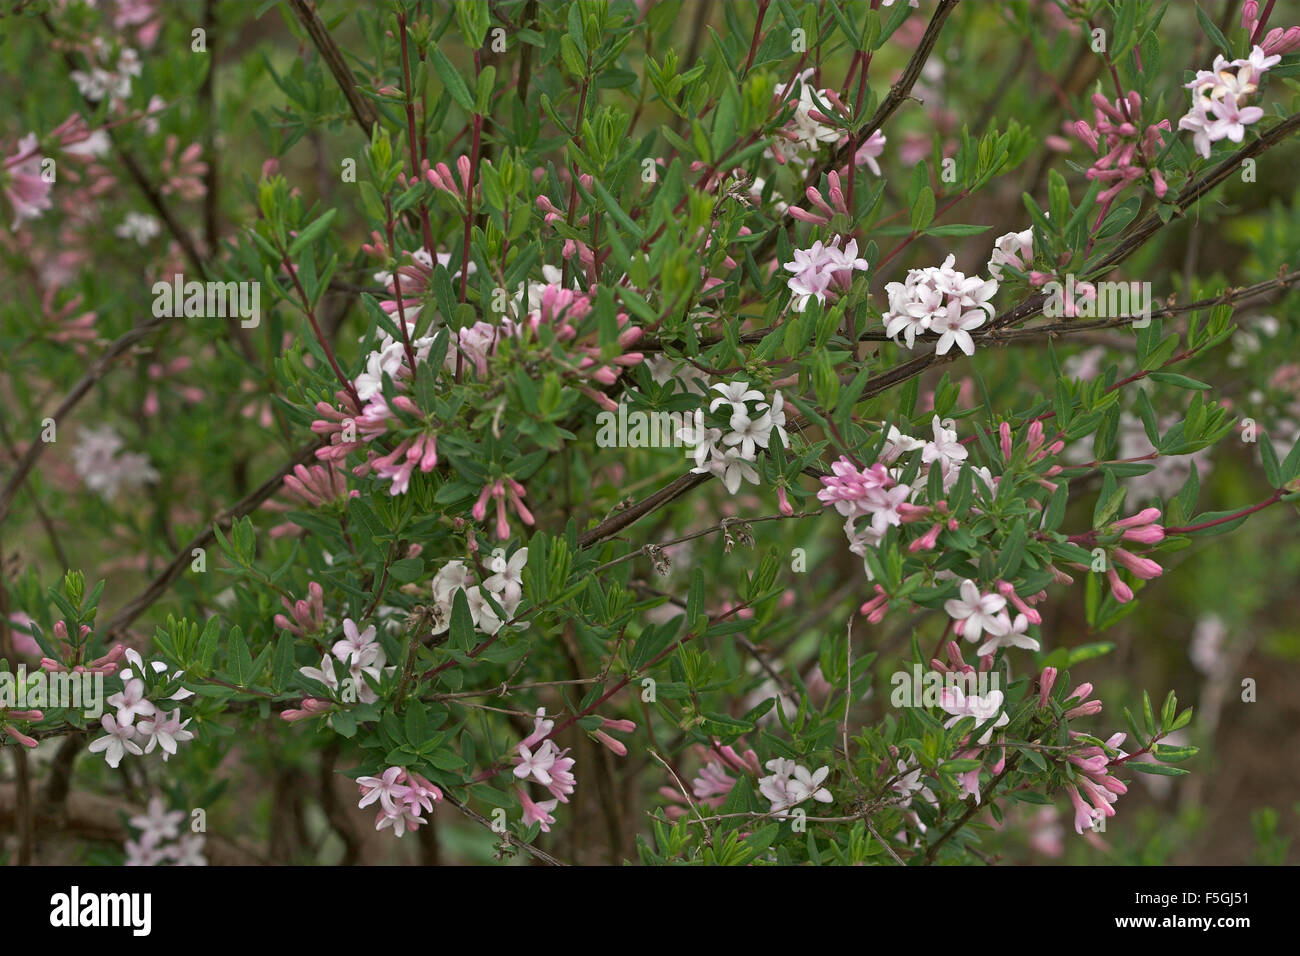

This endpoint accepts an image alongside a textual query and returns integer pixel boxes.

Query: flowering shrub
[3,0,1300,867]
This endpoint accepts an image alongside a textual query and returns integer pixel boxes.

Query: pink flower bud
[1038,667,1057,708]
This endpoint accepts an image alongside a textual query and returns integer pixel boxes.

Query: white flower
[722,405,773,460]
[891,759,936,809]
[987,228,1033,279]
[465,585,504,634]
[942,579,1008,645]
[300,655,340,692]
[938,688,1009,745]
[129,796,184,842]
[431,560,473,605]
[709,380,765,415]
[705,447,760,494]
[107,678,156,727]
[758,757,832,814]
[977,612,1040,656]
[484,547,528,614]
[124,834,166,866]
[765,391,791,448]
[882,424,924,463]
[114,212,161,245]
[678,409,724,470]
[789,86,842,150]
[921,416,968,472]
[167,833,208,866]
[136,709,194,760]
[122,648,194,701]
[930,300,986,357]
[88,713,143,768]
[72,426,159,500]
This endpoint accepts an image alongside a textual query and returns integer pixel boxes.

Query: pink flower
[518,789,559,832]
[1110,508,1165,544]
[357,766,412,816]
[1207,92,1264,143]
[3,134,53,230]
[513,740,559,786]
[852,129,887,176]
[107,678,156,727]
[943,579,1008,644]
[88,713,143,768]
[135,709,194,760]
[782,235,869,312]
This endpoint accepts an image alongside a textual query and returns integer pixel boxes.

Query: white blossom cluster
[427,547,528,637]
[124,796,207,866]
[73,426,160,501]
[883,254,998,356]
[89,650,194,769]
[678,381,790,494]
[70,42,141,108]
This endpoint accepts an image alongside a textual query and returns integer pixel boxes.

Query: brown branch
[439,790,568,866]
[286,0,380,136]
[101,441,322,640]
[577,471,711,549]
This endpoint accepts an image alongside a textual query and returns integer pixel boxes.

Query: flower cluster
[1061,692,1129,834]
[427,547,528,636]
[89,650,194,769]
[680,381,790,494]
[819,416,994,566]
[1178,46,1278,159]
[512,709,576,832]
[783,234,869,312]
[71,42,141,108]
[357,766,444,838]
[882,254,998,355]
[757,758,833,816]
[298,617,388,704]
[770,71,844,166]
[124,796,207,866]
[500,264,647,406]
[1072,91,1171,207]
[72,426,159,500]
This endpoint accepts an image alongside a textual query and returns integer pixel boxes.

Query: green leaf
[1259,432,1281,487]
[910,185,935,232]
[228,626,253,686]
[271,632,296,691]
[1148,371,1212,390]
[430,45,475,112]
[1127,761,1189,776]
[197,617,221,672]
[289,209,337,257]
[591,178,644,241]
[1194,4,1233,58]
[686,567,705,631]
[449,589,476,651]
